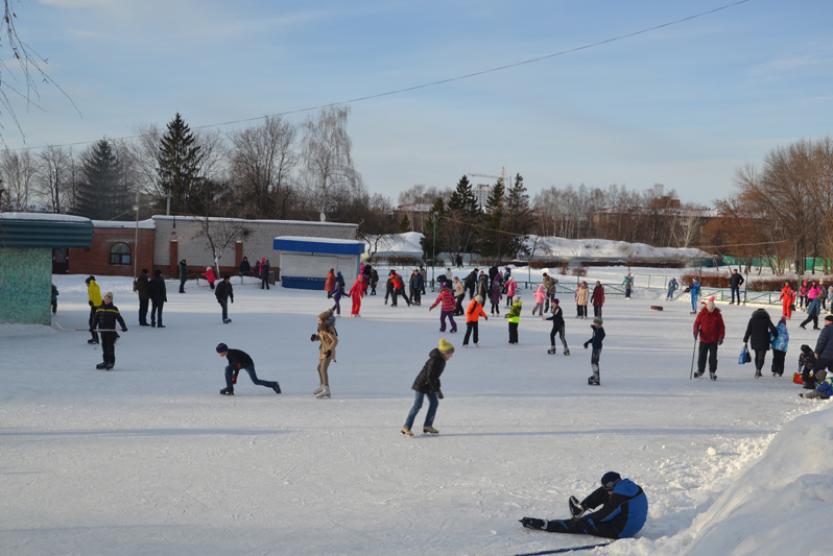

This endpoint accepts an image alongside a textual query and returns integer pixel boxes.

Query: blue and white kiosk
[273,236,365,290]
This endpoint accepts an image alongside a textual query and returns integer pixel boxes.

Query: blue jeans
[690,293,699,312]
[225,364,278,390]
[404,391,439,429]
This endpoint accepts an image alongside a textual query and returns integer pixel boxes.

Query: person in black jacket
[464,269,478,299]
[261,259,271,290]
[178,259,187,293]
[546,299,570,355]
[401,339,454,437]
[216,343,281,396]
[409,269,424,306]
[729,268,745,305]
[743,308,777,378]
[148,269,167,328]
[584,317,606,385]
[239,256,251,277]
[133,268,150,326]
[215,274,234,324]
[92,292,127,370]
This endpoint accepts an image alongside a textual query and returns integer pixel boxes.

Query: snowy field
[1,271,830,556]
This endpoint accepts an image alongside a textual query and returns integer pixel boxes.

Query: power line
[11,0,752,152]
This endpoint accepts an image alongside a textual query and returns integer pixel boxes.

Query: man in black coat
[215,274,234,324]
[743,308,777,378]
[813,315,833,374]
[178,259,188,293]
[148,269,167,328]
[133,268,150,326]
[239,256,251,277]
[261,259,271,290]
[92,291,127,370]
[216,343,280,396]
[729,268,745,305]
[401,339,454,437]
[464,269,478,299]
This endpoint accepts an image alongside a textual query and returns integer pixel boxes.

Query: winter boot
[315,385,330,399]
[223,318,232,324]
[220,386,234,396]
[400,426,414,437]
[272,383,281,394]
[547,347,557,355]
[423,426,439,434]
[96,362,107,370]
[710,372,718,381]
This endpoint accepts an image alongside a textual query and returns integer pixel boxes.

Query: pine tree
[157,113,203,214]
[505,173,532,257]
[421,197,446,260]
[482,177,506,260]
[445,175,480,257]
[448,175,479,216]
[73,139,131,219]
[398,213,411,233]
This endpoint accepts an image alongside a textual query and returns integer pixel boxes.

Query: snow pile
[92,219,155,229]
[366,231,423,259]
[0,212,90,222]
[529,236,711,262]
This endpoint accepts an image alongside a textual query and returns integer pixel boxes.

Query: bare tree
[194,217,250,276]
[0,148,36,209]
[35,145,75,213]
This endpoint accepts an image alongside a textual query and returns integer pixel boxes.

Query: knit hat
[438,338,455,354]
[215,343,228,353]
[601,471,621,489]
[103,291,113,299]
[319,309,333,321]
[593,317,603,326]
[85,275,95,284]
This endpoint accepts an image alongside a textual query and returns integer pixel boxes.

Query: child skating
[583,317,606,385]
[463,296,488,346]
[546,298,570,355]
[401,339,454,437]
[92,291,128,370]
[311,309,338,398]
[506,297,522,344]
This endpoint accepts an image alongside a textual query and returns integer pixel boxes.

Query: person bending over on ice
[92,291,127,370]
[520,471,648,540]
[799,369,832,399]
[401,339,454,437]
[216,343,281,396]
[311,310,338,399]
[583,317,605,385]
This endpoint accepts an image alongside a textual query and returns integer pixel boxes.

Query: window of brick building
[109,242,132,265]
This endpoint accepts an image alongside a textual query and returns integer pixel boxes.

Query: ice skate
[104,363,114,371]
[220,386,234,396]
[710,372,718,381]
[87,338,99,344]
[587,374,600,386]
[95,362,107,369]
[547,347,557,355]
[223,318,231,324]
[272,383,281,394]
[563,349,570,356]
[400,426,414,437]
[313,384,325,395]
[693,370,704,378]
[569,495,584,517]
[423,426,439,434]
[315,385,330,399]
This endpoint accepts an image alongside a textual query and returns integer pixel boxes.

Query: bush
[571,266,587,277]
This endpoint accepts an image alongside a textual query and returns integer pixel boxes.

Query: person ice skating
[799,279,808,309]
[148,269,167,328]
[92,292,127,370]
[463,296,488,346]
[178,259,188,293]
[51,284,59,315]
[429,281,458,333]
[348,274,364,317]
[216,343,281,396]
[488,278,502,315]
[520,472,647,540]
[799,369,832,399]
[743,308,778,378]
[324,268,335,298]
[542,273,557,313]
[505,277,517,308]
[453,276,466,316]
[693,296,725,380]
[592,281,605,318]
[666,277,678,301]
[532,284,546,317]
[239,256,251,277]
[311,310,338,399]
[688,278,701,314]
[331,271,345,315]
[800,285,822,330]
[622,273,634,299]
[771,316,789,377]
[260,258,271,290]
[203,266,216,290]
[419,266,428,295]
[362,263,372,295]
[86,275,102,344]
[729,268,745,304]
[409,269,423,306]
[575,281,589,319]
[780,281,795,319]
[583,317,606,385]
[464,268,478,299]
[215,274,234,324]
[547,299,570,355]
[477,271,489,301]
[133,268,150,326]
[401,339,454,437]
[506,297,522,344]
[370,267,379,295]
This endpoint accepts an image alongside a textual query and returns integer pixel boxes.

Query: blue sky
[6,0,833,204]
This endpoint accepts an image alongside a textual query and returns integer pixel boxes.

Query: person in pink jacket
[505,278,518,307]
[429,283,458,333]
[532,284,546,317]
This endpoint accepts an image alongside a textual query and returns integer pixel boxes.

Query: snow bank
[366,231,423,258]
[0,212,90,222]
[92,219,155,229]
[529,236,711,261]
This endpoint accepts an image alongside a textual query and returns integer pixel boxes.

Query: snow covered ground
[1,271,829,555]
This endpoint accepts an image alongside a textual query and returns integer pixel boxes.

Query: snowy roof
[152,215,357,228]
[274,236,364,245]
[91,219,156,229]
[528,236,711,260]
[0,212,90,223]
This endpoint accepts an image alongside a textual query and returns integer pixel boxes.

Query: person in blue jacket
[520,471,648,539]
[770,316,789,376]
[689,278,701,314]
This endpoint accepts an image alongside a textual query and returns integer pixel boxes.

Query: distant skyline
[5,0,833,205]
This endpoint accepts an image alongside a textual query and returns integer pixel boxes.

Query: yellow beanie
[438,338,455,353]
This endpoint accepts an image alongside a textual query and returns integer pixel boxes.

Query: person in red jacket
[348,275,365,317]
[463,296,488,346]
[591,281,605,318]
[780,282,795,319]
[324,269,335,298]
[430,282,458,333]
[693,296,725,380]
[390,271,411,307]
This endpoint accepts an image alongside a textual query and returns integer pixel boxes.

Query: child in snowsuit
[506,297,522,344]
[521,471,648,540]
[401,339,454,437]
[311,310,338,399]
[463,296,488,346]
[584,317,606,385]
[348,275,364,317]
[771,316,788,376]
[429,283,457,333]
[92,291,128,370]
[546,298,570,355]
[532,284,546,316]
[216,343,280,396]
[799,344,817,389]
[799,369,832,399]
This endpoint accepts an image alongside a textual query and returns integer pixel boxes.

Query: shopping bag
[738,344,752,365]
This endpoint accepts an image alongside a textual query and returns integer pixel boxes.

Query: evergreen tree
[505,173,532,257]
[448,175,479,216]
[73,139,131,219]
[421,197,446,260]
[398,213,411,233]
[483,177,506,260]
[157,113,203,214]
[445,175,480,257]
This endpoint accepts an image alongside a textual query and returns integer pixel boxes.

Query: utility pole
[133,189,140,278]
[431,214,437,290]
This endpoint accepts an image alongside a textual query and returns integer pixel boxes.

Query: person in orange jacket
[463,296,488,346]
[324,268,335,298]
[348,275,365,317]
[780,281,795,319]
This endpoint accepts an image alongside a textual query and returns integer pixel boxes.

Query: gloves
[231,298,234,304]
[583,341,589,349]
[310,334,319,342]
[520,517,546,530]
[437,390,444,399]
[718,338,724,345]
